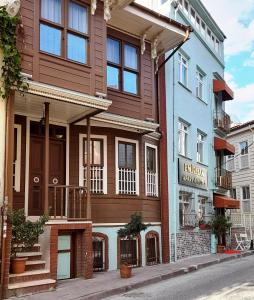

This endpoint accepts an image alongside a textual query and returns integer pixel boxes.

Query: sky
[201,0,254,124]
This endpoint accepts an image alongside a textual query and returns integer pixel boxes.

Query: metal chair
[240,233,251,250]
[235,233,244,250]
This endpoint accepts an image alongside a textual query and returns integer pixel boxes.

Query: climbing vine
[0,7,28,100]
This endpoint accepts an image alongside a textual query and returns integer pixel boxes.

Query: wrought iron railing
[84,166,104,193]
[118,168,137,195]
[146,171,158,197]
[215,168,232,190]
[214,110,231,133]
[179,213,198,228]
[48,185,87,221]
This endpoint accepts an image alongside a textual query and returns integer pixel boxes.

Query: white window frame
[13,124,21,192]
[145,143,158,197]
[196,69,205,100]
[115,137,139,195]
[190,6,195,24]
[178,52,188,87]
[197,131,205,163]
[198,195,207,220]
[178,121,189,157]
[79,134,107,194]
[239,141,249,169]
[226,155,235,172]
[241,185,251,213]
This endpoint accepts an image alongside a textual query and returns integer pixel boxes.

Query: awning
[109,3,191,56]
[214,194,240,209]
[213,79,234,101]
[214,137,235,155]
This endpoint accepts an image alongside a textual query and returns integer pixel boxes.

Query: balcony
[48,185,88,221]
[214,110,231,133]
[215,169,232,190]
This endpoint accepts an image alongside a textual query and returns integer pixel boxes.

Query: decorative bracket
[141,33,147,55]
[104,0,111,22]
[151,38,158,60]
[91,0,97,15]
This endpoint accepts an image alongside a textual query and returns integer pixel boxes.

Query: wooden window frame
[39,0,90,65]
[84,138,104,167]
[115,137,139,195]
[118,141,136,170]
[107,36,140,96]
[145,143,158,197]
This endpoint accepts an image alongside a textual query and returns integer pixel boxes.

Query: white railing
[240,154,249,169]
[118,168,137,195]
[146,171,158,197]
[84,166,104,194]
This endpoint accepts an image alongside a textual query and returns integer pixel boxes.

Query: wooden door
[146,237,157,265]
[93,240,104,271]
[29,137,44,216]
[49,139,66,216]
[29,137,65,216]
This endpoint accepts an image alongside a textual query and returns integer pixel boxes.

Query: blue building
[157,0,236,260]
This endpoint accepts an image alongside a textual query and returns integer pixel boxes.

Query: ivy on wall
[0,7,28,100]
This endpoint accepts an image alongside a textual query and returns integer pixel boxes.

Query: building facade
[150,0,237,260]
[0,0,190,297]
[227,121,254,238]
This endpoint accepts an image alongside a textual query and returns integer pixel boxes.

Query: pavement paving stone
[10,250,254,300]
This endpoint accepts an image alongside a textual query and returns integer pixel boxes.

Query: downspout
[156,28,191,264]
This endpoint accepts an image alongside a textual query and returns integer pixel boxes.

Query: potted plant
[117,213,148,279]
[198,218,206,230]
[8,209,48,274]
[210,214,232,253]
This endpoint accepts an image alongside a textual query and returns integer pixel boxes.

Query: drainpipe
[156,28,191,264]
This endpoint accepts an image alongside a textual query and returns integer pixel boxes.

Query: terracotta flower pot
[120,263,132,278]
[199,224,206,230]
[217,245,225,254]
[11,257,27,274]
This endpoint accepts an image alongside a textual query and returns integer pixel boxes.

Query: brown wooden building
[1,0,189,297]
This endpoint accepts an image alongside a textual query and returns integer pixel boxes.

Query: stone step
[25,260,46,271]
[9,269,50,284]
[7,279,56,298]
[16,252,42,261]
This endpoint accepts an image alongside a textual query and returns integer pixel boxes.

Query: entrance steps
[7,244,56,297]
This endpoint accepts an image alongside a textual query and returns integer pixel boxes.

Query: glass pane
[58,235,71,250]
[93,141,101,165]
[69,1,87,33]
[118,143,126,168]
[107,38,120,64]
[67,33,87,64]
[123,71,137,94]
[107,66,119,89]
[126,144,135,169]
[40,24,61,56]
[147,147,155,172]
[124,44,138,69]
[57,252,70,279]
[41,0,61,24]
[83,140,92,165]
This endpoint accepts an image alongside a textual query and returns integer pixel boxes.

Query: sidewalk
[14,251,254,300]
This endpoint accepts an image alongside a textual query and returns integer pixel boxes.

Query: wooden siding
[13,115,27,210]
[19,0,157,122]
[69,125,160,223]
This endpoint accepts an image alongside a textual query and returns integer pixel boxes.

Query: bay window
[107,37,139,95]
[116,138,139,195]
[40,0,89,64]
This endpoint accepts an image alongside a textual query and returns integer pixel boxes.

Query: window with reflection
[107,37,139,95]
[40,0,88,64]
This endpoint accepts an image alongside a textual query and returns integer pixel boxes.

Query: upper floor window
[178,53,188,87]
[231,188,237,199]
[145,144,158,197]
[242,186,250,212]
[40,0,88,64]
[226,155,235,172]
[239,141,249,169]
[13,125,21,192]
[197,131,205,163]
[178,121,188,157]
[196,69,205,100]
[116,138,139,195]
[107,37,139,95]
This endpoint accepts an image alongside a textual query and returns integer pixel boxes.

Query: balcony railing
[48,185,87,221]
[146,171,158,197]
[214,110,231,133]
[179,213,197,228]
[118,168,137,195]
[215,168,232,190]
[84,166,104,194]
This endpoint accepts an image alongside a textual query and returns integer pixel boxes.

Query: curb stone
[74,251,254,300]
